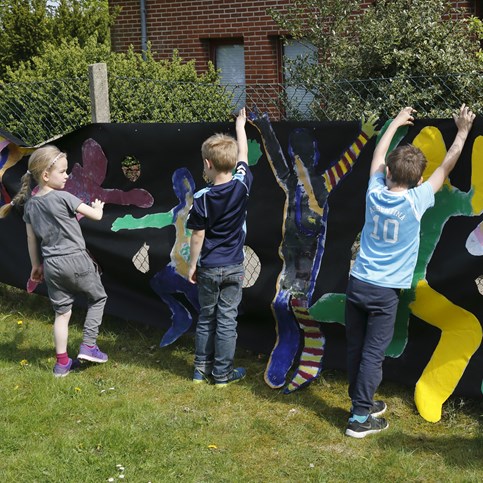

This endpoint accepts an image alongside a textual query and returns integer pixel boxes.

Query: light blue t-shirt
[351,172,434,289]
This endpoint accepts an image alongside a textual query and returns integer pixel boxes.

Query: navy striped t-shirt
[186,161,253,268]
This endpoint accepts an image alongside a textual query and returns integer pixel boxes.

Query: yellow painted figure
[310,123,482,422]
[410,128,483,422]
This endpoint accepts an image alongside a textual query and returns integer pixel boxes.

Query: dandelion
[17,320,23,326]
[75,387,81,393]
[208,444,218,449]
[20,359,28,366]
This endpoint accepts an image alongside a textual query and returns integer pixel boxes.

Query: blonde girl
[0,145,108,377]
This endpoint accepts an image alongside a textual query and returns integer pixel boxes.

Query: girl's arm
[26,223,43,282]
[76,199,105,221]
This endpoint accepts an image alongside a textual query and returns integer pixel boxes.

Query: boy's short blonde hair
[201,133,238,172]
[386,144,427,188]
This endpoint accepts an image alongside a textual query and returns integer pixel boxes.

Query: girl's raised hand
[91,199,105,210]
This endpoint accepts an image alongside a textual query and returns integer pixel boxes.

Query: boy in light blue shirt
[345,104,475,438]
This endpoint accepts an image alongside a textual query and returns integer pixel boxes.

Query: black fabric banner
[1,119,482,419]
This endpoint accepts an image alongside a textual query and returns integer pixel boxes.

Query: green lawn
[0,283,481,482]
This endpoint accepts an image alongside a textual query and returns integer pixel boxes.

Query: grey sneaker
[345,415,389,438]
[215,367,246,388]
[77,344,108,363]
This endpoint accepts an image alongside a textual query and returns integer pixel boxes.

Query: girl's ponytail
[0,171,33,218]
[0,145,63,219]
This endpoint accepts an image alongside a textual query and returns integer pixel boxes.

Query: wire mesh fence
[1,72,482,146]
[0,77,91,145]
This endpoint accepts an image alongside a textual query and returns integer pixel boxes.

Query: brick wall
[109,0,290,85]
[109,0,478,75]
[108,0,479,117]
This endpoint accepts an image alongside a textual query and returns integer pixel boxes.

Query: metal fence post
[88,63,110,123]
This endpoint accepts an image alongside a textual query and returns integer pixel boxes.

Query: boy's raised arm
[236,108,248,163]
[370,107,416,177]
[427,104,475,193]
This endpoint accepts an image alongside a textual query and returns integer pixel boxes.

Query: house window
[474,0,482,17]
[212,41,246,111]
[283,39,317,119]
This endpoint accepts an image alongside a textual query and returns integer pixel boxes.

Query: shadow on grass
[2,283,481,442]
[0,341,53,363]
[377,432,483,468]
[91,313,197,379]
[228,349,351,432]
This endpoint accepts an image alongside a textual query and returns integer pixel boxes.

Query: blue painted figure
[112,167,200,346]
[249,110,378,392]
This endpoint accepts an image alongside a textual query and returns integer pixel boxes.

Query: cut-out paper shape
[249,110,378,392]
[132,243,150,273]
[121,155,141,182]
[243,245,261,288]
[65,139,154,215]
[475,276,483,296]
[466,221,483,256]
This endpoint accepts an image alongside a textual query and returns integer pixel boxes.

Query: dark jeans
[194,263,244,382]
[345,276,400,416]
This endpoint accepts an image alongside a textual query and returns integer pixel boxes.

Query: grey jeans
[44,251,107,345]
[194,263,244,382]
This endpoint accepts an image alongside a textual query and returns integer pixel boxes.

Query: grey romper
[23,190,107,345]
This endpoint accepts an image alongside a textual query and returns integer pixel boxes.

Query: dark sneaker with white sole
[350,400,387,418]
[369,400,387,418]
[345,415,389,438]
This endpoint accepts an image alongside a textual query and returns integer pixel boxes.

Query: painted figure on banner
[310,122,483,422]
[65,138,154,216]
[110,138,263,347]
[0,133,35,206]
[112,167,200,347]
[249,110,378,393]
